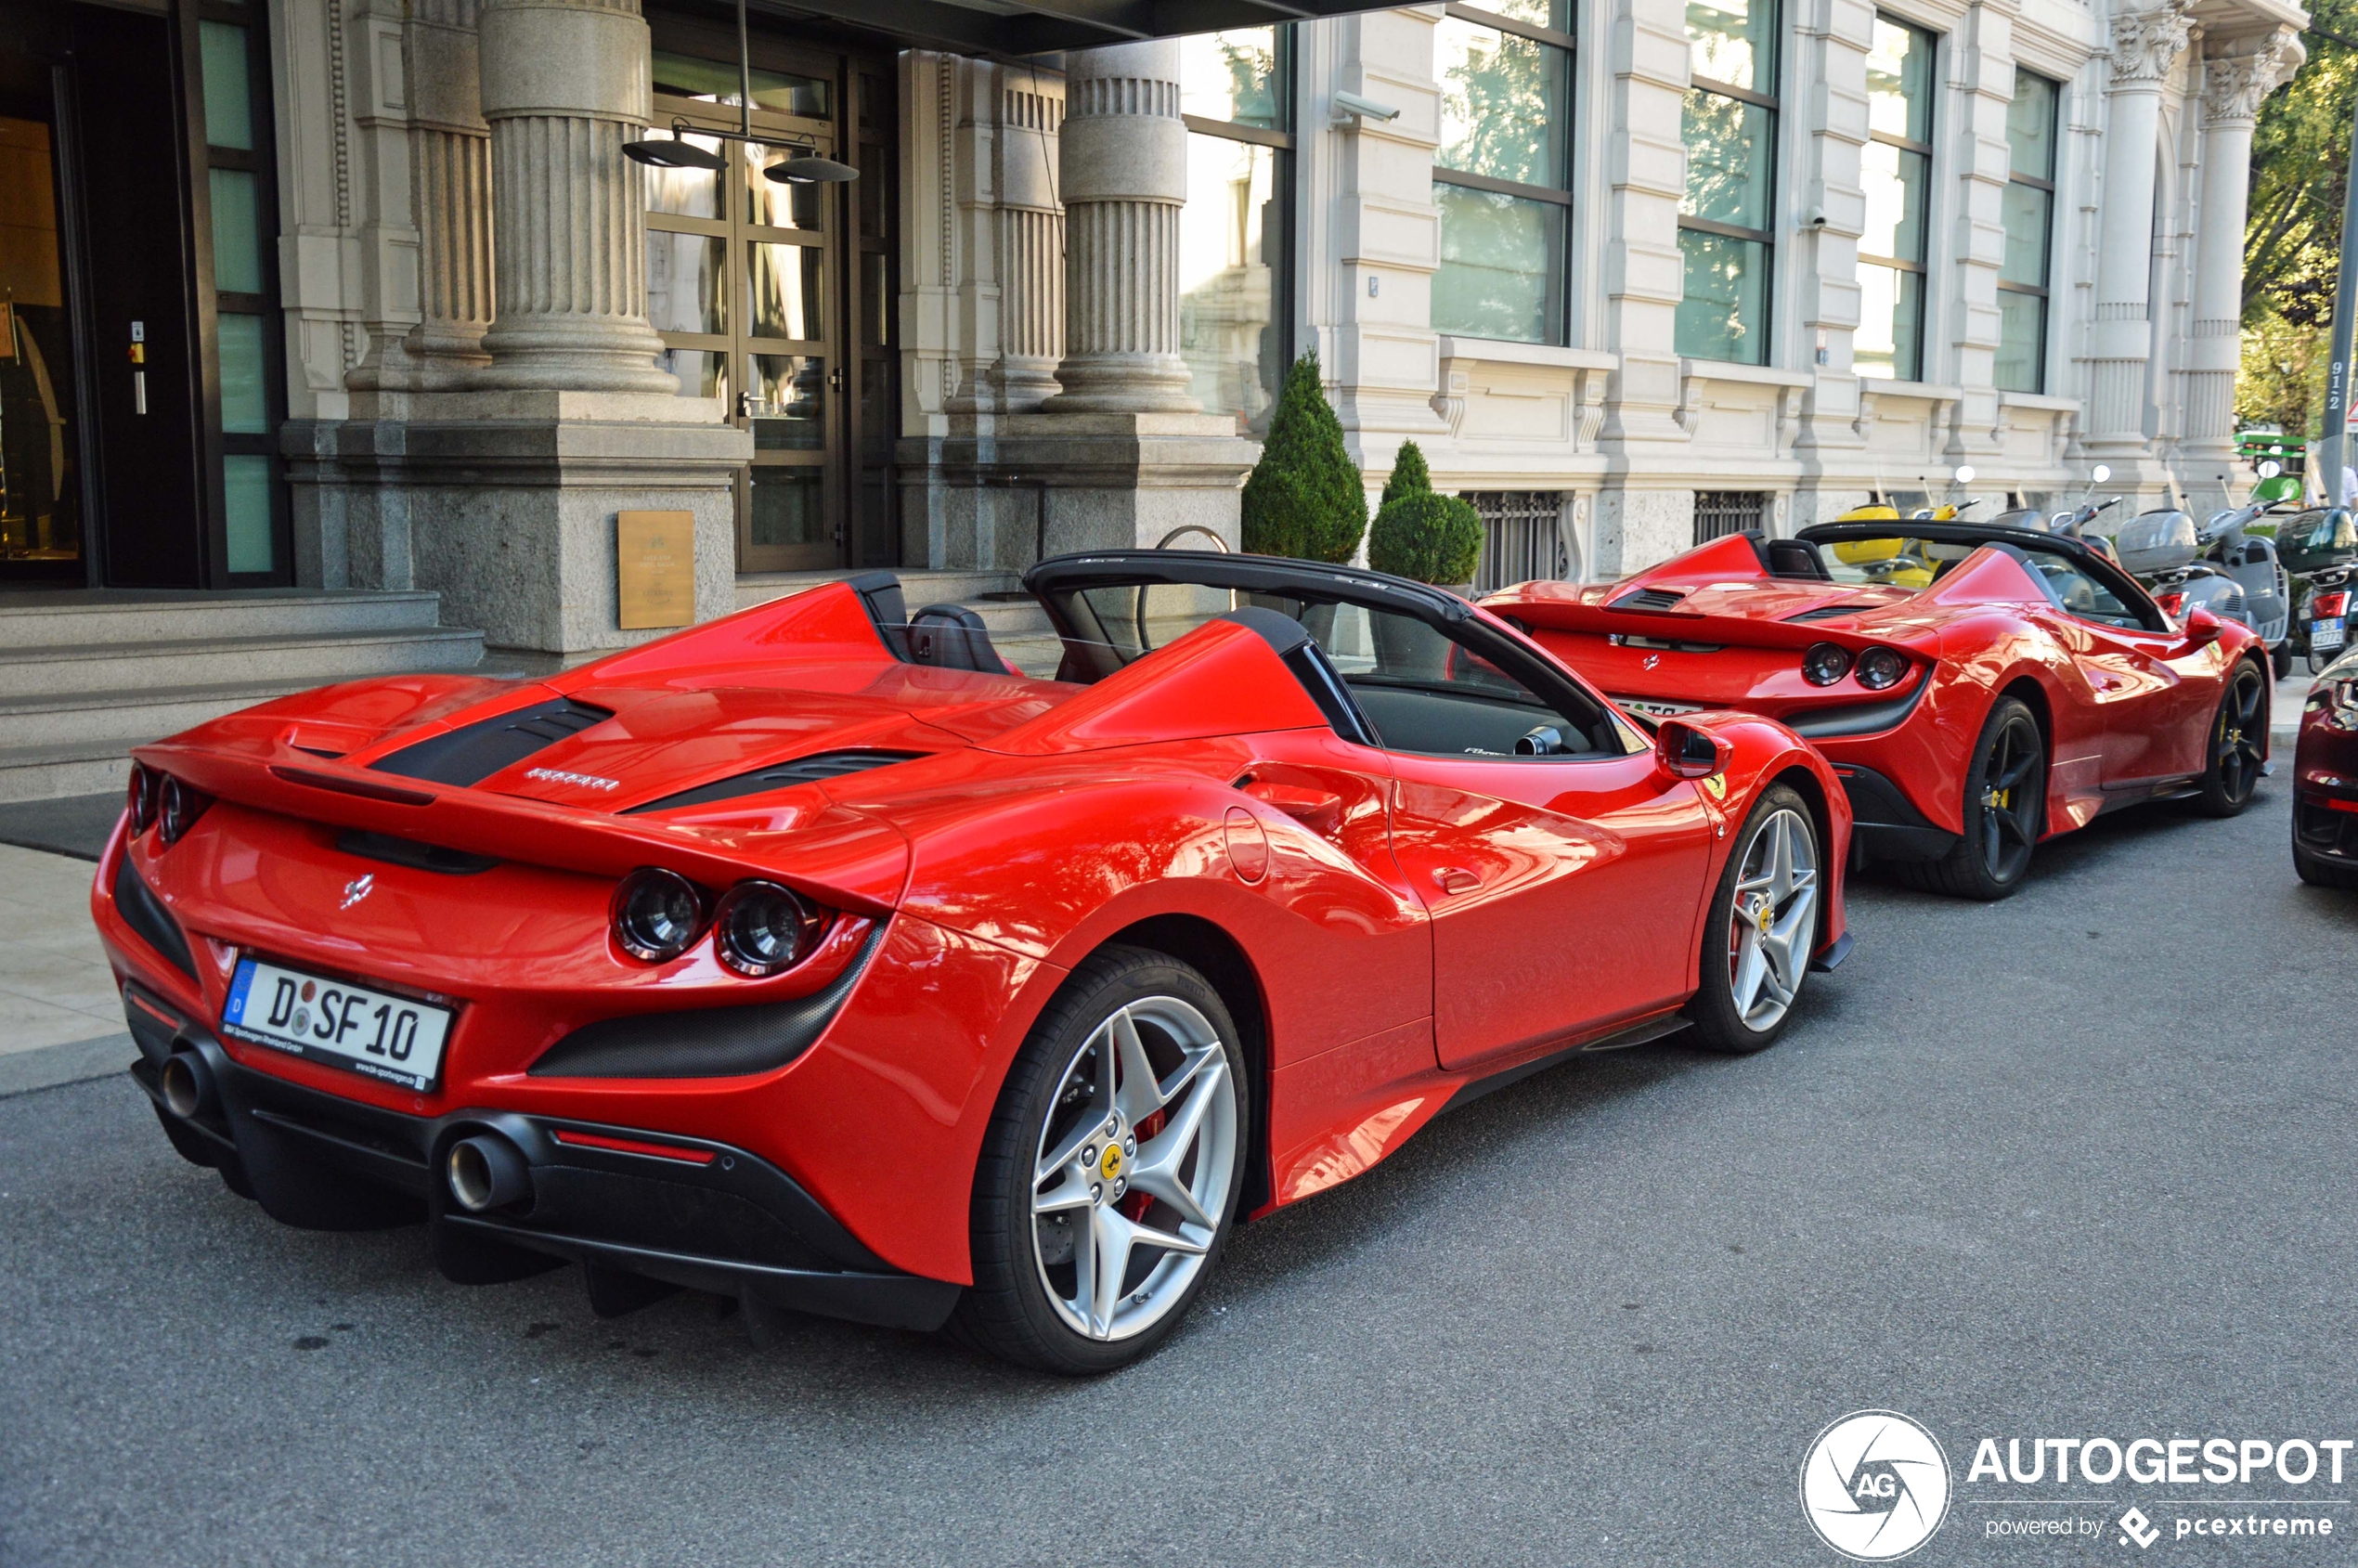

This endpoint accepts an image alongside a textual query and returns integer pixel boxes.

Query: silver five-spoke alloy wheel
[1726,807,1818,1033]
[1030,996,1237,1342]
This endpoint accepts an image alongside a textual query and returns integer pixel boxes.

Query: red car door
[2015,547,2217,784]
[1380,745,1716,1072]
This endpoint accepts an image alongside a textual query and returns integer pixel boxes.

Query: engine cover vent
[370,698,615,786]
[623,749,927,815]
[1613,587,1687,611]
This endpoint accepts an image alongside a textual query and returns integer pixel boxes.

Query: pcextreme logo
[1800,1410,1954,1562]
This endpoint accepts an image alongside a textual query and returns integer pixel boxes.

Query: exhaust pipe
[445,1133,531,1213]
[160,1049,217,1120]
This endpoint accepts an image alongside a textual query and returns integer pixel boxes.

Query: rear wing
[1492,585,1902,654]
[131,725,909,917]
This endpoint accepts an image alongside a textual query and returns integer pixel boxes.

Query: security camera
[1331,90,1401,123]
[1803,205,1828,227]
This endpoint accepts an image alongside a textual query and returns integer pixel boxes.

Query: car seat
[905,604,1011,673]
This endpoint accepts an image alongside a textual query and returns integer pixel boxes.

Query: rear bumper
[1830,762,1958,862]
[123,987,960,1332]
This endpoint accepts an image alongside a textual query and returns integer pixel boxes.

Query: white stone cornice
[2201,29,2305,124]
[2108,0,2199,84]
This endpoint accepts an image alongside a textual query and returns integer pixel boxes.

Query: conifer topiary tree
[1241,352,1367,564]
[1367,439,1483,587]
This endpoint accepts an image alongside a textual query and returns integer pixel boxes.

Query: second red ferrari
[1487,520,2272,899]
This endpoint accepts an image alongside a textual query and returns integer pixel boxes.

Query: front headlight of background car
[1855,647,1911,691]
[613,867,708,963]
[1802,642,1853,686]
[714,880,823,977]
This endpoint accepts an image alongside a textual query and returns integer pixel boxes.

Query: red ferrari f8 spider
[96,551,1850,1371]
[1486,520,2272,900]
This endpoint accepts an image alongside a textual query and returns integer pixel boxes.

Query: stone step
[733,568,1021,613]
[0,627,486,701]
[0,590,446,650]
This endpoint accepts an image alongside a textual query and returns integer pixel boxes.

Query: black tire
[2273,641,2294,680]
[2191,659,2267,818]
[949,945,1248,1374]
[1684,784,1820,1055]
[1892,696,2045,901]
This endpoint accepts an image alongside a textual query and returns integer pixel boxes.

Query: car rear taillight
[2156,590,2186,617]
[2315,590,2351,618]
[158,776,212,846]
[126,765,160,836]
[612,867,708,963]
[1801,642,1852,686]
[714,880,826,977]
[1855,647,1910,691]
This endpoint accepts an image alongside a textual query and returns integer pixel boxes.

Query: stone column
[2182,32,2302,476]
[400,0,497,383]
[473,0,674,392]
[1042,42,1197,413]
[2082,0,2195,468]
[992,71,1066,409]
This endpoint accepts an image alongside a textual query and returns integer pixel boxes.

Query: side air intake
[370,698,615,786]
[623,750,926,815]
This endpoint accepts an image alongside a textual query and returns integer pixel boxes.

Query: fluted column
[1043,42,1197,413]
[994,74,1066,408]
[2183,32,2303,471]
[2084,0,2196,459]
[403,0,496,383]
[474,0,673,392]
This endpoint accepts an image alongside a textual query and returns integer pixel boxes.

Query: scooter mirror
[1953,465,1976,485]
[2259,460,2283,480]
[2091,464,2112,485]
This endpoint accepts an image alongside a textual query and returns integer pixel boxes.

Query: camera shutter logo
[1799,1410,1951,1561]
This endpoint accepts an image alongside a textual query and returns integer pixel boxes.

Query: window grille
[1464,491,1569,591]
[1693,490,1766,544]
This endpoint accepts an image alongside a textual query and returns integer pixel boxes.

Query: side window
[2023,550,2140,628]
[1324,604,1616,758]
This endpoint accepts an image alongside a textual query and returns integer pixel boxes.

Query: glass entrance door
[644,42,888,576]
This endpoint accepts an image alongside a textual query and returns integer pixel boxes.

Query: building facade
[0,0,2310,653]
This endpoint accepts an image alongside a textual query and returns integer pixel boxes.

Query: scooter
[2079,464,2295,675]
[2278,503,2358,673]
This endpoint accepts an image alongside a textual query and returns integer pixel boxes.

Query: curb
[0,1033,133,1098]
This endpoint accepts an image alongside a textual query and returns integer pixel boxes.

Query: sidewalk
[0,843,131,1096]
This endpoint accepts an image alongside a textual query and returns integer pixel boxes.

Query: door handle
[1433,866,1482,896]
[1239,777,1342,836]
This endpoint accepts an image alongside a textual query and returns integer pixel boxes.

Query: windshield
[1813,531,2149,629]
[2278,510,2358,575]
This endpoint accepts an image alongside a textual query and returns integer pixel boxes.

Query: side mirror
[2183,605,2222,644]
[1656,719,1731,780]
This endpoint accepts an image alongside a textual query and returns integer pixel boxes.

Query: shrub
[1380,439,1432,509]
[1368,441,1482,585]
[1242,352,1367,564]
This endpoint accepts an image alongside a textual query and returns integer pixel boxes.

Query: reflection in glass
[209,169,263,292]
[2007,71,2057,180]
[1855,265,1922,382]
[645,233,726,334]
[200,22,253,149]
[1859,139,1925,262]
[1178,29,1281,127]
[1181,136,1280,431]
[2000,181,2050,286]
[1437,19,1569,188]
[1478,0,1573,31]
[657,347,728,403]
[1433,183,1561,344]
[1865,19,1932,143]
[1675,227,1768,365]
[1679,90,1771,228]
[749,468,827,549]
[747,354,824,448]
[223,455,274,573]
[744,143,825,230]
[641,131,722,218]
[858,140,888,238]
[1686,0,1774,90]
[651,51,829,116]
[862,252,888,348]
[748,242,823,340]
[1995,290,2044,394]
[217,313,268,433]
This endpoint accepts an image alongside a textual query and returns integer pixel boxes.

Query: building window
[196,3,287,581]
[1859,16,1934,382]
[1996,69,2057,394]
[1464,491,1570,591]
[1431,0,1574,345]
[1694,489,1766,542]
[1678,0,1778,365]
[1181,29,1293,435]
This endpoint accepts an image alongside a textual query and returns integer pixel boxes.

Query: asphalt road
[4,784,2355,1568]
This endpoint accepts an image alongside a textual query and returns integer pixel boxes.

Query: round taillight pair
[1801,642,1908,691]
[612,868,821,976]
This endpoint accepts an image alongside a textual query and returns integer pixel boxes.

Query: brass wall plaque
[615,511,694,630]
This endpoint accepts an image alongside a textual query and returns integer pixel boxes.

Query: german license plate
[2315,616,2346,652]
[222,957,453,1092]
